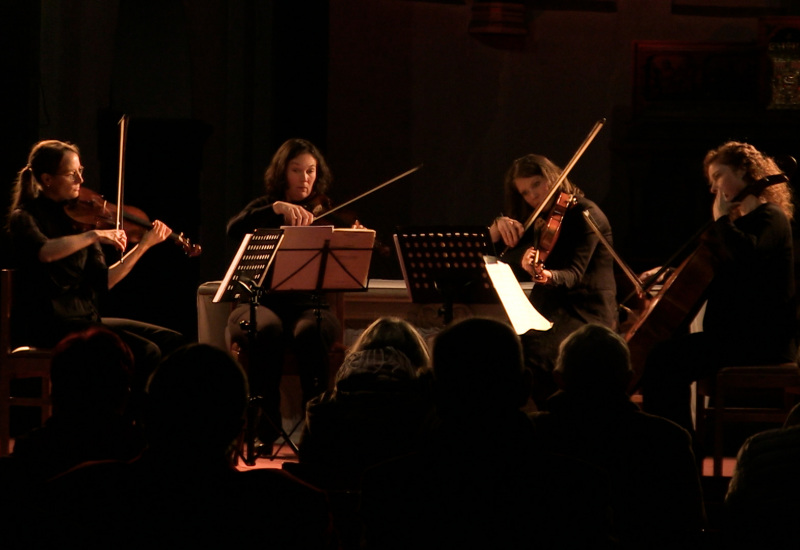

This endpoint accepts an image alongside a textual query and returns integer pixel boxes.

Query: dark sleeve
[8,208,48,264]
[548,201,606,289]
[710,204,790,264]
[226,196,284,242]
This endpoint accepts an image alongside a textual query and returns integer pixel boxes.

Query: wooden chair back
[695,363,800,476]
[0,269,53,456]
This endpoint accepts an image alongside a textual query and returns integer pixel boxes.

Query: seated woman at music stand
[226,138,363,455]
[488,153,618,410]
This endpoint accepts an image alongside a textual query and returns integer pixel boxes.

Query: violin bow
[116,114,129,261]
[582,209,645,298]
[313,164,423,223]
[500,118,606,257]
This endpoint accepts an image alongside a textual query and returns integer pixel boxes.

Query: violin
[530,191,576,281]
[64,186,202,257]
[500,118,605,259]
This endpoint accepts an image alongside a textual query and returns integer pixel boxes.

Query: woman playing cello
[489,153,617,409]
[640,141,797,437]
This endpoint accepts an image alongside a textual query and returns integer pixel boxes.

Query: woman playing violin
[226,137,358,454]
[489,153,617,409]
[641,141,796,437]
[6,140,186,395]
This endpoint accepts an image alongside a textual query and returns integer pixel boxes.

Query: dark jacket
[531,390,706,549]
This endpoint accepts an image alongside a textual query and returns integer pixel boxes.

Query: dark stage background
[2,0,800,339]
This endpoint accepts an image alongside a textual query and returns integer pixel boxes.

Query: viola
[64,186,202,257]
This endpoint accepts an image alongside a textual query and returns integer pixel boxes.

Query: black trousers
[226,303,340,442]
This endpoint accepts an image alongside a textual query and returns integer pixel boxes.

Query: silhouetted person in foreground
[1,327,145,548]
[724,401,800,549]
[360,317,614,550]
[530,323,706,549]
[297,316,435,490]
[29,343,333,549]
[294,317,436,549]
[8,326,145,483]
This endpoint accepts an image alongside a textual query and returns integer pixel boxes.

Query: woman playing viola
[226,138,358,455]
[641,141,796,438]
[6,140,186,396]
[489,153,617,409]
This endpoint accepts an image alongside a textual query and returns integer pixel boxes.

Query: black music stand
[393,226,498,325]
[213,228,284,304]
[222,226,375,464]
[214,229,289,465]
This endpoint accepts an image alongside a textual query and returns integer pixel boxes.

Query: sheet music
[483,256,553,334]
[271,225,376,291]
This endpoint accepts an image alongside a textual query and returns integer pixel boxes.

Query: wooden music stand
[270,225,375,293]
[217,226,375,464]
[214,229,287,465]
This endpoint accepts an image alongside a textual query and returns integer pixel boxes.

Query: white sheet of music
[483,256,553,335]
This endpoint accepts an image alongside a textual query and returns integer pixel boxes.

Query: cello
[593,171,792,390]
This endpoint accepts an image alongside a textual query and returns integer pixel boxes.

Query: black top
[226,194,330,311]
[8,196,108,345]
[503,195,618,328]
[703,202,796,362]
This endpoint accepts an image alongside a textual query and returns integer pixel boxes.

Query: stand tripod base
[239,396,300,466]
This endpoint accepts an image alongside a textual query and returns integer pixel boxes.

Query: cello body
[625,229,720,390]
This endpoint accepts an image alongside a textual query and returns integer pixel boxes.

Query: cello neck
[730,174,788,203]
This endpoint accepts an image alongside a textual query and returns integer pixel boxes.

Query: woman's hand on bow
[273,201,315,226]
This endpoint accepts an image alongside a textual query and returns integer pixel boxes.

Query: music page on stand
[484,256,553,335]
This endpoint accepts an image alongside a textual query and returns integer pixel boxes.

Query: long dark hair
[502,153,583,222]
[263,138,332,209]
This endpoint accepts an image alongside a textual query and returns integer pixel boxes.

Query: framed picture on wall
[671,0,794,16]
[529,0,616,11]
[632,41,760,112]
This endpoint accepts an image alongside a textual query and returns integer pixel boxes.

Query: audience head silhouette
[144,343,248,458]
[431,317,528,414]
[555,323,632,395]
[333,317,430,394]
[49,326,134,417]
[349,316,430,368]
